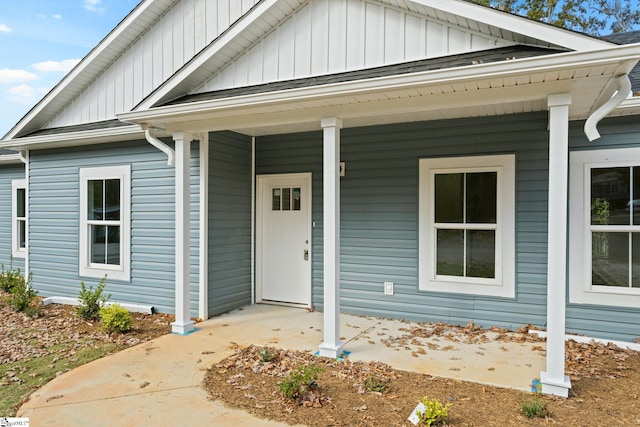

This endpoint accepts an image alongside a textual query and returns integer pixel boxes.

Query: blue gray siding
[0,163,25,273]
[567,116,640,341]
[257,112,551,330]
[29,140,200,314]
[208,131,252,316]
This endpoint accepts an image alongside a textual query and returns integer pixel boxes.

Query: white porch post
[318,117,344,358]
[172,132,195,335]
[541,94,572,397]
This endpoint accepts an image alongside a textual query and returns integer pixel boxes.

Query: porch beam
[172,132,195,335]
[541,93,572,397]
[318,117,344,358]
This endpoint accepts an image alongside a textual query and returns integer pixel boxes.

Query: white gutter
[144,128,175,166]
[0,125,143,150]
[119,44,640,125]
[584,74,633,141]
[0,153,23,165]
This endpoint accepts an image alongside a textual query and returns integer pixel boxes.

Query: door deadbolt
[304,249,309,261]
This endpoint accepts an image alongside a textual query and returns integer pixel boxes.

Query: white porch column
[318,117,344,358]
[172,132,195,335]
[541,94,572,397]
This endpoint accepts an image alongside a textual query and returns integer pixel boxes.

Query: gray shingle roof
[21,119,131,138]
[163,45,567,106]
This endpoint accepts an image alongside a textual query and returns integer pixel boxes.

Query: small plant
[417,397,451,426]
[0,257,25,293]
[259,346,275,362]
[77,275,111,320]
[278,364,323,399]
[365,376,388,393]
[100,303,133,333]
[10,273,40,316]
[521,394,548,419]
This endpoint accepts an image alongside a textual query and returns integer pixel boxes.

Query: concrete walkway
[18,305,545,426]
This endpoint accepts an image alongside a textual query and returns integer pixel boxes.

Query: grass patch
[0,340,119,416]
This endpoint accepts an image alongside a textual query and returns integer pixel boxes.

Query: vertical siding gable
[197,0,518,94]
[46,0,260,129]
[257,112,551,331]
[0,164,26,272]
[208,131,252,316]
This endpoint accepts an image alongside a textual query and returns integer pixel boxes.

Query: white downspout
[584,74,632,141]
[251,136,256,305]
[144,128,175,166]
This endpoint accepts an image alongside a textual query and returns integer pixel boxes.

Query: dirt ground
[0,295,172,367]
[204,338,640,426]
[3,294,640,426]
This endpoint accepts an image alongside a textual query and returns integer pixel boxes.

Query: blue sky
[0,0,138,137]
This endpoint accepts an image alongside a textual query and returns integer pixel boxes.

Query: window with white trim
[79,166,131,281]
[570,148,640,307]
[12,179,26,258]
[419,155,515,297]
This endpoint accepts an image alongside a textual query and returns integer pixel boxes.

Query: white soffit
[118,44,640,136]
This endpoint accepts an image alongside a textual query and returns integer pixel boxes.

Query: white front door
[257,173,312,305]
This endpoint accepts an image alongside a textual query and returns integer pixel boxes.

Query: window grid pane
[18,219,26,249]
[434,172,498,279]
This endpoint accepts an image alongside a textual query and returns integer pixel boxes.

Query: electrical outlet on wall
[384,282,394,295]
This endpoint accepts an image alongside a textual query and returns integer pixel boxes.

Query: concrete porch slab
[19,304,545,426]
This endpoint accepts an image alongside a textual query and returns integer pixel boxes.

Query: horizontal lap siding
[567,116,640,342]
[257,112,550,330]
[208,131,252,316]
[29,140,199,314]
[0,164,25,272]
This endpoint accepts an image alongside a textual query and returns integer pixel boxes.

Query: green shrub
[100,303,133,333]
[521,394,548,418]
[418,397,451,426]
[259,346,275,362]
[0,258,25,293]
[10,273,40,316]
[77,275,110,320]
[278,364,323,399]
[365,376,388,393]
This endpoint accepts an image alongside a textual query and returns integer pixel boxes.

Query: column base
[171,320,195,335]
[540,371,571,398]
[318,341,344,359]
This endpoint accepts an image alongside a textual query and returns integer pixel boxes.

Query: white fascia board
[3,0,167,141]
[119,44,640,125]
[0,154,23,165]
[137,0,291,110]
[0,125,144,151]
[408,0,613,51]
[615,96,640,114]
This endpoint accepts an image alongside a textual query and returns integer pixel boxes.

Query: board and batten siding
[207,131,253,316]
[256,112,551,331]
[46,0,260,129]
[198,0,518,93]
[0,163,25,272]
[28,140,200,315]
[566,116,640,342]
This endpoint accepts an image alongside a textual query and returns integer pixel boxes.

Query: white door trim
[256,172,312,307]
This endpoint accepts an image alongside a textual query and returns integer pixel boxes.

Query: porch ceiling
[119,44,640,137]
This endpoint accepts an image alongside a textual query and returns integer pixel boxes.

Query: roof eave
[408,0,614,51]
[119,44,640,127]
[0,125,144,151]
[0,154,24,165]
